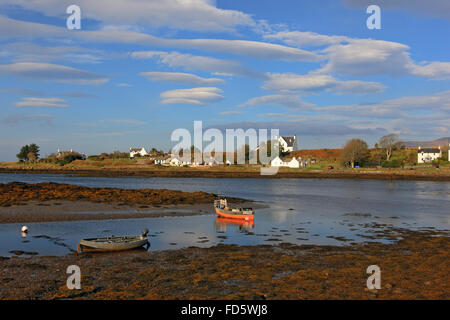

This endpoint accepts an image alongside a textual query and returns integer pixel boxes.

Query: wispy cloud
[132,51,263,78]
[240,94,315,111]
[0,62,109,85]
[220,110,242,115]
[139,72,225,85]
[160,87,224,105]
[6,0,256,32]
[1,114,54,126]
[263,72,386,94]
[13,97,68,108]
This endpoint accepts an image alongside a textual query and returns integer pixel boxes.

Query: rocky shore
[0,228,448,300]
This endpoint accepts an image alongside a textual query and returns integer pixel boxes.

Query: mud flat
[0,182,251,223]
[0,227,448,300]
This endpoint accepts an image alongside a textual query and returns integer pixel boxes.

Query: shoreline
[0,228,448,299]
[1,167,450,181]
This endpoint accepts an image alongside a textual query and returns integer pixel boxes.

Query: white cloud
[2,0,255,32]
[0,62,109,84]
[139,72,225,85]
[220,110,242,115]
[13,97,68,108]
[264,30,351,48]
[0,42,103,64]
[132,51,262,78]
[321,39,450,79]
[160,87,224,105]
[263,73,386,94]
[321,90,450,118]
[240,94,315,111]
[0,16,321,62]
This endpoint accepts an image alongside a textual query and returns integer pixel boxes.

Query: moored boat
[77,229,149,253]
[214,198,254,221]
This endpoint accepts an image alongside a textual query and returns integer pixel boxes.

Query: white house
[169,157,182,166]
[154,155,170,165]
[278,135,297,153]
[417,146,442,164]
[270,156,300,168]
[129,147,149,158]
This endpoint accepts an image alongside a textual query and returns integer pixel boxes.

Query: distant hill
[403,137,450,148]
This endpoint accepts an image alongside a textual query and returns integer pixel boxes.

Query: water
[1,173,449,256]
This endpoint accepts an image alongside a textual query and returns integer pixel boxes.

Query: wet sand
[0,227,448,300]
[0,201,259,224]
[0,182,253,223]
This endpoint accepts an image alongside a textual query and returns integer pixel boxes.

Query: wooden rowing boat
[77,230,149,253]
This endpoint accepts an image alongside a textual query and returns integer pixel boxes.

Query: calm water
[1,173,449,256]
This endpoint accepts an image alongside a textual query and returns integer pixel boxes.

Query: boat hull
[215,207,254,221]
[78,236,149,253]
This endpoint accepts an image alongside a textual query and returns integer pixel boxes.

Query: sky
[0,0,449,160]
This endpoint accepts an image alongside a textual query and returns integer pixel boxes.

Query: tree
[27,152,37,163]
[28,144,40,159]
[16,145,30,162]
[340,139,369,168]
[379,134,400,161]
[16,144,39,162]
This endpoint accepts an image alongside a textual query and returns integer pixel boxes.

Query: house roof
[418,148,440,153]
[281,136,296,147]
[130,148,144,152]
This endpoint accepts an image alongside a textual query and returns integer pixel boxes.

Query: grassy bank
[1,161,450,181]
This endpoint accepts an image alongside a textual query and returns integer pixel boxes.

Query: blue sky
[0,0,449,160]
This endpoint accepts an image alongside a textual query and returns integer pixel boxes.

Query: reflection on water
[214,217,254,231]
[0,173,449,256]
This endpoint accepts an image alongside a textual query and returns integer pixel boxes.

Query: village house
[270,156,300,168]
[278,135,298,153]
[56,148,84,160]
[154,155,171,165]
[129,147,149,158]
[417,146,442,164]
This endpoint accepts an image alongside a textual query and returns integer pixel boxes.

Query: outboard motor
[141,228,149,239]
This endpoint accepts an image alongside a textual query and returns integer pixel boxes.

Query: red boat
[214,199,254,221]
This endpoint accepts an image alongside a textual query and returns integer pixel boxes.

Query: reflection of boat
[215,216,254,231]
[77,230,149,253]
[214,198,254,221]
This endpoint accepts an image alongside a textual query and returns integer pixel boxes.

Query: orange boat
[214,198,254,221]
[215,217,254,230]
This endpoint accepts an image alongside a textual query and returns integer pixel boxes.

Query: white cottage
[278,135,297,153]
[169,157,182,166]
[270,156,300,168]
[129,147,149,158]
[417,146,442,164]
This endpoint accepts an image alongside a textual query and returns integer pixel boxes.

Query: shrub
[381,159,401,168]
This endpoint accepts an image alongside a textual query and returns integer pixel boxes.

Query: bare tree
[340,139,369,168]
[379,134,400,161]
